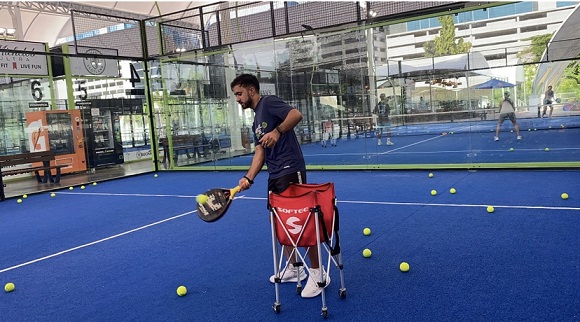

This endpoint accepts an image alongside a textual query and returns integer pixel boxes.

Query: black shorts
[268,171,307,194]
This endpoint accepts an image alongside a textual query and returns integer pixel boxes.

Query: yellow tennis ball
[4,282,15,292]
[363,228,371,236]
[51,193,56,198]
[176,286,187,296]
[487,206,495,213]
[154,174,158,178]
[17,199,22,204]
[400,262,410,272]
[22,194,28,199]
[93,182,97,186]
[509,148,514,151]
[545,148,550,152]
[362,249,372,258]
[431,189,437,196]
[428,173,434,178]
[196,194,209,204]
[81,186,85,190]
[450,188,456,194]
[69,187,74,190]
[561,193,569,200]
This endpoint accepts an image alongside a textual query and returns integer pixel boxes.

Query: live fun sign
[0,40,49,76]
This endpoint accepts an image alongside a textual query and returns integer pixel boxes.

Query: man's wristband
[276,126,283,134]
[244,176,254,184]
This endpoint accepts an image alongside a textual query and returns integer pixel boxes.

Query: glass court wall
[1,1,579,199]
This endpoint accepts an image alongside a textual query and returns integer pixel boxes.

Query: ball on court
[4,282,14,292]
[93,182,97,186]
[154,174,158,178]
[487,206,495,213]
[196,194,209,204]
[176,285,187,296]
[17,199,22,204]
[363,228,371,236]
[22,194,28,199]
[561,193,569,200]
[81,185,85,190]
[545,148,550,152]
[51,193,56,198]
[399,262,410,272]
[450,188,456,194]
[509,148,514,151]
[428,173,434,178]
[69,187,74,190]
[363,249,372,258]
[431,189,437,196]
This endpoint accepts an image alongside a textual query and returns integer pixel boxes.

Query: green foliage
[559,61,580,98]
[517,33,553,63]
[517,33,553,99]
[423,15,472,57]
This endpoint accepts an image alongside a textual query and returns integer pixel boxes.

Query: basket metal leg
[314,211,328,315]
[270,210,282,312]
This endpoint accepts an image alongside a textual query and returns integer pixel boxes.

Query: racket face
[197,188,233,222]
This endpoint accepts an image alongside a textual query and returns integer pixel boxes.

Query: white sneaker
[494,136,499,141]
[517,136,522,140]
[301,268,331,298]
[377,141,382,146]
[386,141,394,145]
[269,264,306,284]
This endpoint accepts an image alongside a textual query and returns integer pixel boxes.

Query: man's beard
[241,96,254,109]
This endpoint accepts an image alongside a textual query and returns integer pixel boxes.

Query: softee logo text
[277,206,309,235]
[276,206,309,214]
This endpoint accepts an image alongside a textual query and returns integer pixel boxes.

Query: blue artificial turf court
[1,169,579,321]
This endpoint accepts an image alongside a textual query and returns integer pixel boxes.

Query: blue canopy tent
[473,78,516,89]
[473,79,516,107]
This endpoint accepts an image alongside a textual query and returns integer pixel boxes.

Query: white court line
[379,125,476,155]
[4,195,574,273]
[379,135,444,155]
[57,192,197,198]
[339,200,580,211]
[239,196,580,211]
[0,210,196,274]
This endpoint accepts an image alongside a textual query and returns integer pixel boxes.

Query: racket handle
[230,185,242,197]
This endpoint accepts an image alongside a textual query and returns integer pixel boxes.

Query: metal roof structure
[0,1,217,46]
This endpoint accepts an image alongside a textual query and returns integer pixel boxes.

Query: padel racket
[197,186,241,222]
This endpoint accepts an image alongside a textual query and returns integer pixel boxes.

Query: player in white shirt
[494,92,522,141]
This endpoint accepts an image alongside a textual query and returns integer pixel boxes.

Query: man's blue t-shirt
[252,95,306,179]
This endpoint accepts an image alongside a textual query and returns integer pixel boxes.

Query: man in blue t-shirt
[230,74,329,298]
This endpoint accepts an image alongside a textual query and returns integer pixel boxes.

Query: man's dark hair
[231,73,260,91]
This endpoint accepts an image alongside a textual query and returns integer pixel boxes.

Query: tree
[517,33,553,63]
[423,15,472,57]
[558,59,580,99]
[517,33,552,99]
[519,33,580,98]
